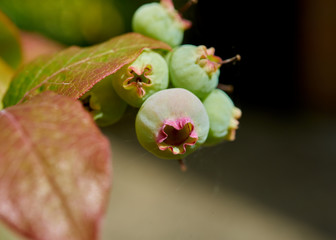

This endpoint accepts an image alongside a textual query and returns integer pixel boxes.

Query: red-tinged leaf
[20,31,65,64]
[3,32,171,108]
[0,91,112,240]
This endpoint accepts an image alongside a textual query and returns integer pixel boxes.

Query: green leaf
[0,91,112,240]
[0,10,22,69]
[3,32,171,108]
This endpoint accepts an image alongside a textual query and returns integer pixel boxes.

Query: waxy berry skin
[132,0,191,47]
[202,89,241,145]
[112,50,169,108]
[168,44,222,100]
[135,88,209,159]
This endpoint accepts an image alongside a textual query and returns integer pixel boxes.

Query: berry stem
[178,159,188,172]
[178,0,198,15]
[221,54,241,65]
[217,83,234,93]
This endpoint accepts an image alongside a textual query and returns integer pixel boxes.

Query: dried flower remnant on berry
[195,46,223,78]
[156,118,198,155]
[160,0,192,30]
[112,50,169,108]
[123,65,152,98]
[226,107,242,141]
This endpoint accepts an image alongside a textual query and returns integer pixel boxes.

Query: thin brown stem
[178,159,187,172]
[178,0,198,15]
[221,54,241,65]
[217,83,234,93]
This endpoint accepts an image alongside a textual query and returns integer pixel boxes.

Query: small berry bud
[168,44,222,99]
[202,89,241,145]
[80,76,128,127]
[132,0,191,47]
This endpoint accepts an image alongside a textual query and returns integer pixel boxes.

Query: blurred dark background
[185,0,335,114]
[183,0,336,238]
[1,0,335,239]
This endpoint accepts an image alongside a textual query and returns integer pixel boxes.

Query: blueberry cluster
[82,0,241,162]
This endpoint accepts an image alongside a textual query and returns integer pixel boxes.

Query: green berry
[168,44,223,99]
[112,49,169,108]
[132,0,191,47]
[80,76,128,127]
[202,89,242,145]
[135,88,209,159]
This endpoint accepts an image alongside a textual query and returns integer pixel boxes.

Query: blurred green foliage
[0,222,20,240]
[0,10,17,109]
[0,0,129,46]
[0,0,189,46]
[0,58,14,110]
[0,10,21,68]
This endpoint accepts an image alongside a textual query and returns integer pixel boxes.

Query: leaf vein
[0,109,86,239]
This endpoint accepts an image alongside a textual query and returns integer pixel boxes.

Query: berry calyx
[161,0,192,30]
[226,107,242,141]
[195,48,241,78]
[124,65,152,98]
[157,118,198,155]
[195,46,223,78]
[112,50,169,108]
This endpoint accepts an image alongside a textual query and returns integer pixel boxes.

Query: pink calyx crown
[156,117,198,155]
[123,65,153,98]
[160,0,192,30]
[195,46,223,78]
[226,107,242,141]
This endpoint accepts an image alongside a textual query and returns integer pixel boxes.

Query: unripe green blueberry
[112,49,169,108]
[132,0,191,47]
[80,76,128,127]
[135,88,209,159]
[202,89,242,145]
[168,44,223,99]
